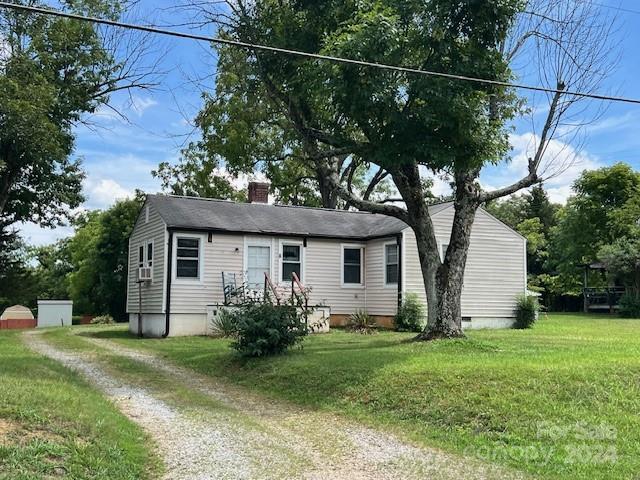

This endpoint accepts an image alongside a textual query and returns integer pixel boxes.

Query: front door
[246,245,271,289]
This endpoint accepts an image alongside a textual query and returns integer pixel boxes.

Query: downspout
[396,233,403,310]
[163,230,173,338]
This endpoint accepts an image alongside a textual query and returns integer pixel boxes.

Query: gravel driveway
[23,331,525,480]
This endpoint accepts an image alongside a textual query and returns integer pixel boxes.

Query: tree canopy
[0,0,155,228]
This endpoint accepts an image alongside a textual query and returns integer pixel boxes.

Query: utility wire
[592,1,640,16]
[2,1,640,105]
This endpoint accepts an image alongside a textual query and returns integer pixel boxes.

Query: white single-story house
[127,183,527,337]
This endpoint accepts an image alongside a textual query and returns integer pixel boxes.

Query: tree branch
[480,83,565,203]
[328,172,409,223]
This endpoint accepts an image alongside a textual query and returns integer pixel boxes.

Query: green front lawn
[100,314,640,480]
[0,331,160,479]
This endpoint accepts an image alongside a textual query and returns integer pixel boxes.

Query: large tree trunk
[393,163,480,340]
[415,197,479,339]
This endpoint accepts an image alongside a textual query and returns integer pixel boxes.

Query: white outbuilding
[37,300,73,328]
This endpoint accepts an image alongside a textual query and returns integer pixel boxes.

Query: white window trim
[244,236,273,287]
[438,240,449,262]
[341,243,365,288]
[144,205,150,223]
[173,233,205,284]
[145,239,155,282]
[383,241,399,287]
[279,239,305,284]
[137,244,145,269]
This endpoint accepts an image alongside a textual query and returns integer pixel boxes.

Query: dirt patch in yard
[0,418,18,443]
[0,417,65,447]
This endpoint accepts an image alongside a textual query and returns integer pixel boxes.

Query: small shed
[37,300,73,328]
[0,305,36,329]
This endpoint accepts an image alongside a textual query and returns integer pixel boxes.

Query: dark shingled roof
[148,195,450,240]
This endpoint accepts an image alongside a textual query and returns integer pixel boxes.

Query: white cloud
[130,96,158,117]
[17,223,74,247]
[84,178,134,209]
[483,132,601,203]
[83,95,159,126]
[418,167,453,198]
[212,167,269,194]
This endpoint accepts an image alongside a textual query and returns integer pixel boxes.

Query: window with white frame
[176,237,200,279]
[439,242,449,262]
[138,245,144,268]
[247,245,271,289]
[146,241,153,268]
[281,244,302,281]
[343,246,363,285]
[385,243,398,284]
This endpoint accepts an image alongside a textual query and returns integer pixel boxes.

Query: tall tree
[67,197,143,319]
[0,0,157,229]
[549,163,640,283]
[154,35,394,208]
[186,0,613,338]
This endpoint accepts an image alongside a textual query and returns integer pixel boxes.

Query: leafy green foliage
[0,226,41,311]
[347,309,377,334]
[67,197,144,319]
[549,164,640,283]
[91,314,115,324]
[1,197,143,317]
[617,294,640,318]
[394,292,425,332]
[598,237,640,297]
[162,0,523,210]
[514,294,539,329]
[210,309,238,338]
[0,0,130,227]
[229,303,308,357]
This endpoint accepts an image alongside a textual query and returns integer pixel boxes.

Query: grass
[94,313,640,480]
[0,330,161,480]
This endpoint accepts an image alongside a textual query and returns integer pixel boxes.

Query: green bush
[72,315,82,326]
[210,309,238,338]
[618,294,640,318]
[91,314,115,325]
[514,295,539,329]
[229,303,307,357]
[394,293,425,332]
[347,309,377,334]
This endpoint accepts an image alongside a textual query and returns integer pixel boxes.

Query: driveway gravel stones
[23,331,527,480]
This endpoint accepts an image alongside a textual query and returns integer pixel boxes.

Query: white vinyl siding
[135,203,524,323]
[402,207,526,319]
[127,201,166,314]
[304,239,366,314]
[170,233,244,314]
[364,238,398,316]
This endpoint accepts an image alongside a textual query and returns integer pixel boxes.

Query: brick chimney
[248,181,269,204]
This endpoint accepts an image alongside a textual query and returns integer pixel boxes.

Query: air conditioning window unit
[138,267,152,281]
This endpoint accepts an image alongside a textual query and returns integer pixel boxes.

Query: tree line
[3,162,639,320]
[0,196,142,319]
[487,164,640,311]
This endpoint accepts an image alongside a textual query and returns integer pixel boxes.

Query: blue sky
[20,0,640,245]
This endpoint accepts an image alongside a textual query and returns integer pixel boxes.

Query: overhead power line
[1,1,640,105]
[592,1,640,16]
